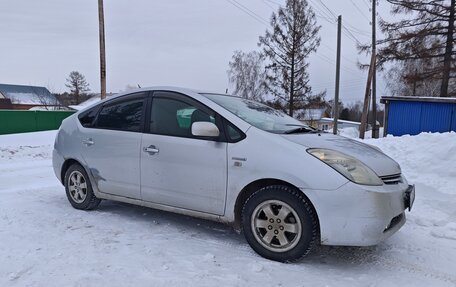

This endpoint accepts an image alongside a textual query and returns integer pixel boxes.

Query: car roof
[78,86,210,110]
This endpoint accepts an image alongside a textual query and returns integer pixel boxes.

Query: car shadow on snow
[305,244,390,267]
[93,199,391,267]
[95,200,247,246]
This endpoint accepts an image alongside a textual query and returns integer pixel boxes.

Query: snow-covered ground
[1,130,455,287]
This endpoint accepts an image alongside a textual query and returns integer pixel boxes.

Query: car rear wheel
[241,185,318,262]
[64,163,101,210]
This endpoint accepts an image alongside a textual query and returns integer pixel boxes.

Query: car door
[140,91,227,215]
[79,93,146,199]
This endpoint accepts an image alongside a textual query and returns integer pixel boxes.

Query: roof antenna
[137,84,141,88]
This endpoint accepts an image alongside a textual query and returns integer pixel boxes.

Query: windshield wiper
[283,127,319,134]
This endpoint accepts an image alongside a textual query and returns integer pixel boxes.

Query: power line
[262,0,276,10]
[316,0,337,18]
[250,0,365,75]
[349,0,370,22]
[309,0,364,46]
[344,22,370,37]
[264,0,281,5]
[313,52,360,75]
[321,43,360,65]
[342,25,363,46]
[308,0,336,22]
[362,0,371,9]
[312,78,366,88]
[224,0,269,26]
[231,0,269,23]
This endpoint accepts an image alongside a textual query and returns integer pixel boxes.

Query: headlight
[307,148,383,186]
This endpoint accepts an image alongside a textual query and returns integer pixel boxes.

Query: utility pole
[333,15,342,135]
[359,54,375,139]
[371,0,379,138]
[98,0,107,99]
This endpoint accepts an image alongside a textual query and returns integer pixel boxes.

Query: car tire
[64,163,101,210]
[241,185,319,262]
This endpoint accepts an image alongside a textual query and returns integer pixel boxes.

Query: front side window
[150,96,215,138]
[96,99,144,132]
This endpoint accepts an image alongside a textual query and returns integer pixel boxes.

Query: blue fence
[382,97,456,136]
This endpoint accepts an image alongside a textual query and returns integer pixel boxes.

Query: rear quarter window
[78,106,100,128]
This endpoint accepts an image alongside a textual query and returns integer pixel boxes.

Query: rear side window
[96,99,144,132]
[78,106,100,128]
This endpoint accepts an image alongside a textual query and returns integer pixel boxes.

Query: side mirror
[191,122,220,137]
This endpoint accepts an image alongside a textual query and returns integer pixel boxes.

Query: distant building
[296,108,327,128]
[0,83,60,110]
[317,117,364,131]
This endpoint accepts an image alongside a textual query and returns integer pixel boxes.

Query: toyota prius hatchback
[53,87,415,262]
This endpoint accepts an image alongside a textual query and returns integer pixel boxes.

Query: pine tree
[258,0,320,116]
[65,71,90,105]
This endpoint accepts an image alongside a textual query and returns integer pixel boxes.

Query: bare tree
[258,0,320,116]
[385,57,442,97]
[34,92,61,110]
[227,51,267,101]
[16,85,61,110]
[65,71,90,105]
[373,0,456,97]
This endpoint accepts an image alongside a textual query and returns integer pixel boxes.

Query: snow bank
[0,130,57,161]
[365,132,456,195]
[0,130,56,147]
[339,127,384,139]
[339,127,359,138]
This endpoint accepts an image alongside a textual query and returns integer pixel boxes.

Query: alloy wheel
[250,199,302,252]
[68,170,88,204]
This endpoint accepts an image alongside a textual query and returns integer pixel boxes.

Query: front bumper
[303,178,414,246]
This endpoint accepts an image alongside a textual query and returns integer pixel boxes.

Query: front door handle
[143,145,159,155]
[82,138,94,146]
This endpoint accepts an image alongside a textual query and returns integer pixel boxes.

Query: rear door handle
[82,138,94,146]
[143,145,159,155]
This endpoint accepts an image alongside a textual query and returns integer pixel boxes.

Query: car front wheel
[64,163,101,210]
[241,185,319,262]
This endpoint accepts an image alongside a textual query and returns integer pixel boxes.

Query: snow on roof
[0,84,58,105]
[28,106,72,111]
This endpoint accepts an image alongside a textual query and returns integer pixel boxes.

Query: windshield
[203,93,315,134]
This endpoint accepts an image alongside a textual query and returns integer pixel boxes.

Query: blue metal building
[381,96,456,136]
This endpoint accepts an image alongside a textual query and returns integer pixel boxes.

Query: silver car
[53,87,415,262]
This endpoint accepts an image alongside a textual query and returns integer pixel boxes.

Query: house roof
[295,108,325,121]
[381,96,456,104]
[0,83,58,105]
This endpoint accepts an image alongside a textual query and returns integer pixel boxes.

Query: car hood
[281,133,401,177]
